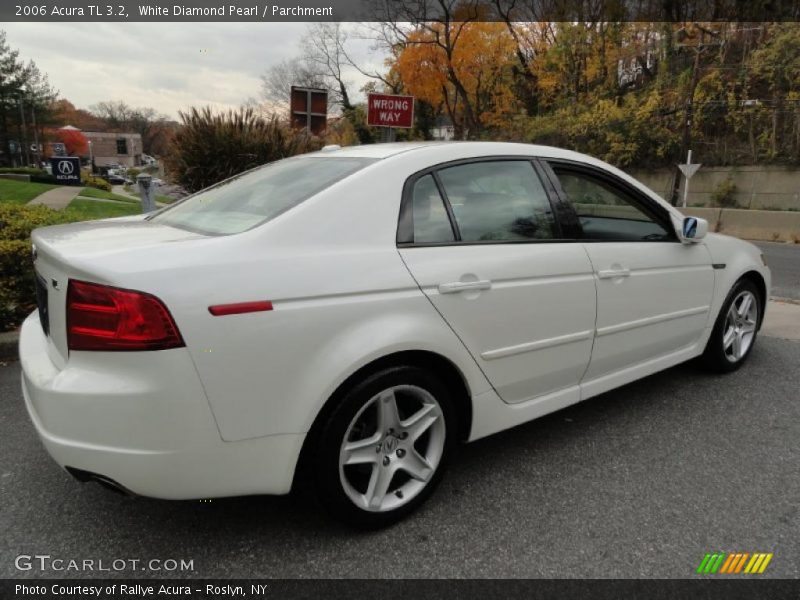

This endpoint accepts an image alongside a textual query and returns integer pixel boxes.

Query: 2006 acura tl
[20,142,770,527]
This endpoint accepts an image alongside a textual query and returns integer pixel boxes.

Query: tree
[89,100,170,154]
[260,57,326,112]
[51,99,105,130]
[56,128,88,156]
[391,21,518,138]
[302,23,356,110]
[89,100,135,129]
[0,30,57,166]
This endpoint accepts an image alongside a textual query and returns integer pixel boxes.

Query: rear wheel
[313,366,455,528]
[701,279,761,372]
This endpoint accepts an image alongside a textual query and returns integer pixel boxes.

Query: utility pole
[18,96,30,166]
[668,24,721,206]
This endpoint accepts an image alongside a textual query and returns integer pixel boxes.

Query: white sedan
[20,142,769,527]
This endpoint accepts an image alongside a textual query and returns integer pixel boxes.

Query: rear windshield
[150,156,376,235]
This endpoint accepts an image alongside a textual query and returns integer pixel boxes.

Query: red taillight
[67,280,184,351]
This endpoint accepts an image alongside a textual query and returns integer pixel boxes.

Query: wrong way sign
[367,93,414,128]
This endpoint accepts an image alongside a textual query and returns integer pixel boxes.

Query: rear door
[398,158,597,404]
[543,160,714,383]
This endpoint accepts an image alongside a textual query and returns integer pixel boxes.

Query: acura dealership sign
[50,157,81,185]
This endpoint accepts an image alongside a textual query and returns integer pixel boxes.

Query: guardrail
[682,207,800,243]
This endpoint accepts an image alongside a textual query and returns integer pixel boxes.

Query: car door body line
[595,305,711,337]
[481,329,595,361]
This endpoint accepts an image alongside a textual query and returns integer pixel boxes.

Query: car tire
[312,365,455,528]
[700,278,761,373]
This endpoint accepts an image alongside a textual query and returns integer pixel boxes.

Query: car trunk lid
[30,217,206,367]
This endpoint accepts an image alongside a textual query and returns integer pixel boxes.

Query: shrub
[711,177,738,207]
[0,167,48,177]
[165,106,323,193]
[82,173,112,192]
[0,204,73,331]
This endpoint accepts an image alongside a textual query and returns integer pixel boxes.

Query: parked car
[20,142,770,527]
[104,173,128,185]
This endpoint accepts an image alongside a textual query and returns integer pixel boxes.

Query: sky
[3,23,385,120]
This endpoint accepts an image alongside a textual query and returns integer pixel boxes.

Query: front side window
[436,161,556,242]
[552,168,672,241]
[151,156,375,235]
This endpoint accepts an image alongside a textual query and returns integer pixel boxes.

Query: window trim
[397,156,568,247]
[544,159,679,243]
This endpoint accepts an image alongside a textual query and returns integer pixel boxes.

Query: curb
[0,330,19,362]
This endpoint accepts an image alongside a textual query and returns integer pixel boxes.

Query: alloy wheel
[722,290,758,363]
[338,384,446,513]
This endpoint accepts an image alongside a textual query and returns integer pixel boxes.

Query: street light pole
[18,96,30,166]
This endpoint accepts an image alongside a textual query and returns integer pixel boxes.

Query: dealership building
[83,131,143,167]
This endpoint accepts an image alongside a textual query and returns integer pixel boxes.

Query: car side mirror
[678,216,708,243]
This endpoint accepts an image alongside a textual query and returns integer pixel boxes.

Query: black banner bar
[3,0,800,23]
[2,579,800,600]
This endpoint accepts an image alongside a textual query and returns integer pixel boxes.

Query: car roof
[310,141,450,159]
[309,141,594,163]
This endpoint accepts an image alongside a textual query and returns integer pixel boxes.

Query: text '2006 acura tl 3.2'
[20,142,770,527]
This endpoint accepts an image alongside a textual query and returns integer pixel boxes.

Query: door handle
[438,280,492,294]
[597,267,631,279]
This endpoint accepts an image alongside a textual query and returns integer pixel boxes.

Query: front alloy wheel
[701,278,761,372]
[722,290,759,363]
[314,366,454,527]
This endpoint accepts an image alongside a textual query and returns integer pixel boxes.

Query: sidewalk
[761,299,800,341]
[26,186,81,210]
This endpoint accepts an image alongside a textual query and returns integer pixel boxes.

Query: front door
[545,162,715,383]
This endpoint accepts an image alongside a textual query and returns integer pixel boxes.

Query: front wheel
[701,278,761,372]
[312,366,455,528]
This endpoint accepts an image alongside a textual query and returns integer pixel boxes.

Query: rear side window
[411,174,455,243]
[436,161,556,242]
[151,156,375,235]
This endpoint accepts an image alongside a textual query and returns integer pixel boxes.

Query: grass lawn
[0,179,57,205]
[65,198,142,219]
[79,186,139,204]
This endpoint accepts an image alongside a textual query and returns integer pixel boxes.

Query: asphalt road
[1,333,798,579]
[754,242,800,300]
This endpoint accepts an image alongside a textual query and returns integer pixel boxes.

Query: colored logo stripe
[697,552,773,574]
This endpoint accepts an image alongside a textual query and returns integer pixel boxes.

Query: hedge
[0,204,73,331]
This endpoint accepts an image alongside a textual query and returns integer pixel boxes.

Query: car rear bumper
[19,312,304,499]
